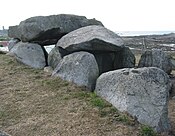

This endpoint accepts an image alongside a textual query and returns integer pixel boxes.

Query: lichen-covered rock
[95,67,171,132]
[52,51,99,90]
[8,14,103,45]
[138,49,172,74]
[56,25,124,52]
[9,42,47,69]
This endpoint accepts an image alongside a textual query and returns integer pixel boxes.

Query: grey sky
[0,0,175,31]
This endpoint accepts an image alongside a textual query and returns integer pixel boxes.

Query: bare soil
[0,53,174,136]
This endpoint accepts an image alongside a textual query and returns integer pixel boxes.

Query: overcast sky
[0,0,175,31]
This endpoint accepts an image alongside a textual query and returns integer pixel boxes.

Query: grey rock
[56,25,135,74]
[95,67,171,132]
[138,49,172,74]
[48,46,69,69]
[52,51,99,90]
[0,131,10,136]
[56,25,124,52]
[114,47,135,69]
[170,57,175,70]
[44,66,53,75]
[10,42,47,69]
[172,96,175,100]
[8,38,20,51]
[8,14,103,45]
[93,52,114,74]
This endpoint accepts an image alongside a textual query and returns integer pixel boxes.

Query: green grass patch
[0,106,21,126]
[72,91,136,125]
[139,125,157,136]
[41,78,61,87]
[89,93,108,109]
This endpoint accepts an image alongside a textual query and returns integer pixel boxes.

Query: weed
[0,110,7,119]
[116,114,129,122]
[73,92,90,99]
[89,93,108,109]
[139,125,157,136]
[98,104,119,117]
[41,78,66,88]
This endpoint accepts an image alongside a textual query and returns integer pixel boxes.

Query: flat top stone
[8,14,103,45]
[19,14,103,33]
[56,25,124,52]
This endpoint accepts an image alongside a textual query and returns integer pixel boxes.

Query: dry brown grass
[0,53,174,136]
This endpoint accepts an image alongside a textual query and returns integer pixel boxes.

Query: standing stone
[8,14,103,45]
[8,38,20,51]
[48,46,69,69]
[52,51,99,90]
[114,47,135,69]
[138,49,172,74]
[93,52,114,74]
[9,42,47,69]
[95,67,171,132]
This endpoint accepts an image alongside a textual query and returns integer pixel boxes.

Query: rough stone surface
[56,25,135,74]
[93,52,114,74]
[170,57,175,70]
[8,14,103,45]
[56,25,124,52]
[9,42,47,69]
[138,49,172,74]
[48,46,69,69]
[8,38,20,51]
[52,51,99,90]
[95,67,171,132]
[0,131,10,136]
[114,47,135,69]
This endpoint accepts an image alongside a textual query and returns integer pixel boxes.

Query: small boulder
[138,49,172,74]
[95,67,171,132]
[44,66,53,75]
[0,131,10,136]
[52,51,99,90]
[8,38,20,51]
[8,14,103,45]
[9,42,47,69]
[48,46,69,69]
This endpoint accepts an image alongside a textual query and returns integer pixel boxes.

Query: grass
[0,53,174,136]
[140,125,157,136]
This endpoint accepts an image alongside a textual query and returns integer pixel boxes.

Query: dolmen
[8,14,172,133]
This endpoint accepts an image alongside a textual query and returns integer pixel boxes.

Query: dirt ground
[0,53,175,136]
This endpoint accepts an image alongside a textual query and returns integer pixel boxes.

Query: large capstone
[138,49,172,74]
[95,67,171,132]
[56,25,135,74]
[52,51,99,91]
[8,42,47,69]
[56,25,124,51]
[8,14,103,45]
